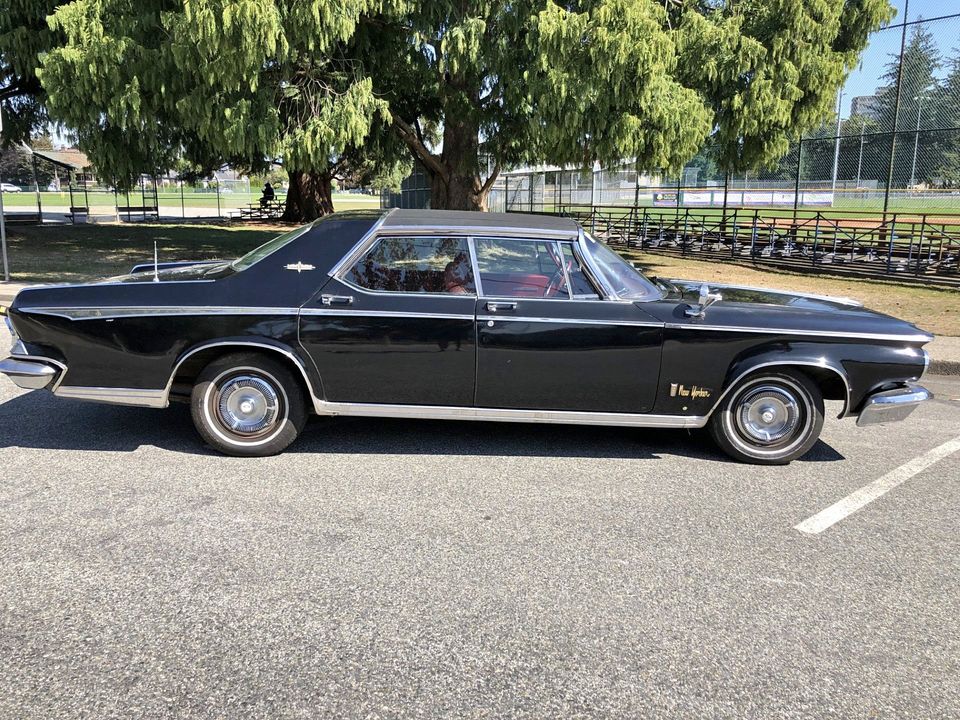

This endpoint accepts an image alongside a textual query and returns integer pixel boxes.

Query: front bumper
[0,356,63,390]
[856,383,933,427]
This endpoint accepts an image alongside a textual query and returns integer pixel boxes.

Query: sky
[839,0,960,118]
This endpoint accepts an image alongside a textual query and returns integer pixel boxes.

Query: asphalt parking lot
[1,356,958,717]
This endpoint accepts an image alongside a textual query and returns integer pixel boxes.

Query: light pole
[0,104,9,282]
[909,93,927,188]
[830,88,844,201]
[856,122,866,188]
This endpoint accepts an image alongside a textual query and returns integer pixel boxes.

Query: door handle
[486,301,517,313]
[320,294,354,306]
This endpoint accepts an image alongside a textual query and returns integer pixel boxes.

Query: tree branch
[393,115,447,180]
[479,162,501,197]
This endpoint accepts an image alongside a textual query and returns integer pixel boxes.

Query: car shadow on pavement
[0,391,845,463]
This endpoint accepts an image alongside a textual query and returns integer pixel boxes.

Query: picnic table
[231,197,286,221]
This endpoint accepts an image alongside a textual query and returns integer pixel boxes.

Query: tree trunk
[429,115,487,211]
[282,169,334,222]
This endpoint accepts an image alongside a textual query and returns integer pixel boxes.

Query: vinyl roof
[380,208,580,237]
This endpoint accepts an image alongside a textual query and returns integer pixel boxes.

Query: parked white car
[0,183,22,193]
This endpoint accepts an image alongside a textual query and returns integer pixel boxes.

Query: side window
[345,236,475,295]
[561,243,601,299]
[474,237,570,299]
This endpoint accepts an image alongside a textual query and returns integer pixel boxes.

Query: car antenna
[153,241,160,282]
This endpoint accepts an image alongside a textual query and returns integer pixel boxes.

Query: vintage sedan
[0,209,933,463]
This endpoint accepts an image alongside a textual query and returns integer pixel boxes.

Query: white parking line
[795,436,960,535]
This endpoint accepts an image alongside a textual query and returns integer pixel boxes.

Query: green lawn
[4,222,279,283]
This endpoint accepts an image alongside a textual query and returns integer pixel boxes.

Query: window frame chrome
[472,235,598,302]
[333,231,479,299]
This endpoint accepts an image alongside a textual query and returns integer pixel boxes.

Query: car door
[298,233,478,406]
[473,236,663,413]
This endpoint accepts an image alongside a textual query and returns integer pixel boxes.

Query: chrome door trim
[665,323,933,343]
[477,315,663,328]
[54,385,168,408]
[312,399,706,428]
[301,308,474,321]
[326,208,396,278]
[20,306,300,321]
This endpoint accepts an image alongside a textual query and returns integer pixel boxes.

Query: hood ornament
[684,283,723,318]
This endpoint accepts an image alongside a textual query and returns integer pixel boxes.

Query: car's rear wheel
[190,352,307,457]
[708,369,824,465]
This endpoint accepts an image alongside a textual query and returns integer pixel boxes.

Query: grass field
[625,250,959,336]
[0,190,381,213]
[3,220,955,335]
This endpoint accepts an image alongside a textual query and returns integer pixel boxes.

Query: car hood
[669,279,863,313]
[664,278,932,343]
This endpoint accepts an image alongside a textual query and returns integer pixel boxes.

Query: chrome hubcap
[216,375,279,435]
[736,385,801,445]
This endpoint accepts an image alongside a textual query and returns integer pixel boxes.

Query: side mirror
[684,283,723,318]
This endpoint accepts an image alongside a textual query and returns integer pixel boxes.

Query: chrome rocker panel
[312,401,707,429]
[856,384,932,427]
[53,386,168,408]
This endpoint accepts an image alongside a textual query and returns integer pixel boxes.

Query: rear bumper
[856,384,932,427]
[0,356,64,390]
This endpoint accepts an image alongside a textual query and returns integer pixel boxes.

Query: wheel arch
[709,355,851,420]
[164,339,323,412]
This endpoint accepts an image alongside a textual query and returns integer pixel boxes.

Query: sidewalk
[2,280,959,374]
[0,282,36,307]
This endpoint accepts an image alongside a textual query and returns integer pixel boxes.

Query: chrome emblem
[670,383,711,399]
[284,261,316,273]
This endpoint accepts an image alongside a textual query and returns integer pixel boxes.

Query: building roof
[381,208,579,237]
[31,148,91,171]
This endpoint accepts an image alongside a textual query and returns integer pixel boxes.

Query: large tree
[39,0,408,219]
[358,0,892,210]
[679,0,893,175]
[0,1,62,147]
[359,1,713,210]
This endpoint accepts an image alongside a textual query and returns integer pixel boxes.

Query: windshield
[582,232,662,300]
[231,222,316,272]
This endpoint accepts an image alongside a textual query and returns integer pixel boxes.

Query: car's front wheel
[190,352,308,457]
[708,369,824,464]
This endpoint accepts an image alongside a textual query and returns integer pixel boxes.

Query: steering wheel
[543,260,572,297]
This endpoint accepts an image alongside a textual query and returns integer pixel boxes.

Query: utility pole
[884,0,909,214]
[0,104,9,282]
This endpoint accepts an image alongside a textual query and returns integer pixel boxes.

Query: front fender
[721,343,853,418]
[719,341,926,419]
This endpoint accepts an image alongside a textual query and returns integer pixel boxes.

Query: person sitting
[443,252,473,294]
[259,182,276,207]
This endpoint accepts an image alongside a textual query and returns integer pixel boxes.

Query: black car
[0,209,933,463]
